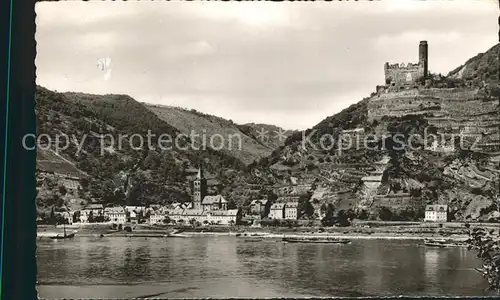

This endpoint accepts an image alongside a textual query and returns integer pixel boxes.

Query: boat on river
[164,229,188,238]
[282,237,351,244]
[49,224,76,240]
[424,238,467,248]
[243,238,264,242]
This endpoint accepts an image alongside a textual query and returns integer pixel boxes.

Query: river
[37,236,491,298]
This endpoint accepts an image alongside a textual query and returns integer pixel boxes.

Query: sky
[35,0,498,130]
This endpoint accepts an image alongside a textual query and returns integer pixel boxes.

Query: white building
[165,208,186,223]
[182,209,208,225]
[269,203,285,219]
[85,204,104,216]
[425,205,448,222]
[284,202,299,220]
[207,209,240,225]
[79,209,91,223]
[163,208,241,226]
[149,213,166,225]
[104,207,127,224]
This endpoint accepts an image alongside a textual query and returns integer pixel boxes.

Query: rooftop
[208,209,239,216]
[425,204,448,212]
[271,203,286,209]
[85,204,104,209]
[104,207,126,214]
[250,199,268,206]
[202,195,228,205]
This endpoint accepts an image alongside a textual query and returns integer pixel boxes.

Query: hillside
[145,105,289,165]
[36,86,250,215]
[448,43,500,87]
[248,42,500,222]
[237,123,298,150]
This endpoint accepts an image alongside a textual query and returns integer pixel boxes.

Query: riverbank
[37,223,479,241]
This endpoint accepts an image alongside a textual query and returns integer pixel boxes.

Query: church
[192,166,229,211]
[162,166,240,226]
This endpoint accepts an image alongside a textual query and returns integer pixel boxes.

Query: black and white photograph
[34,1,500,298]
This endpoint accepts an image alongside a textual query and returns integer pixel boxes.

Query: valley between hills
[36,42,500,223]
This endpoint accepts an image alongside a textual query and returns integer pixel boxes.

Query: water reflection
[37,237,490,298]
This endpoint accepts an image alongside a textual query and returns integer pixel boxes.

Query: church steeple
[192,165,207,210]
[197,165,205,180]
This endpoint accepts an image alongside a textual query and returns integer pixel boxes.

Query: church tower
[192,165,207,210]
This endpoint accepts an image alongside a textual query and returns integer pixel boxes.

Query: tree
[378,206,393,221]
[466,227,500,292]
[87,211,95,223]
[49,207,56,225]
[189,218,196,226]
[72,211,81,223]
[321,204,335,227]
[357,209,369,220]
[336,210,351,227]
[94,215,106,223]
[137,211,145,224]
[163,216,171,224]
[297,193,315,219]
[227,199,237,210]
[58,185,67,196]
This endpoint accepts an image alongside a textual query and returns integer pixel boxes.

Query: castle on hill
[383,41,428,87]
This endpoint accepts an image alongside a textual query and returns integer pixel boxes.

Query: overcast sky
[35,0,498,130]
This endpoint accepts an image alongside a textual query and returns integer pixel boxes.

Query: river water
[37,236,491,298]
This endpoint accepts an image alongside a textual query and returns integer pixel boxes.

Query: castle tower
[192,165,207,210]
[419,41,428,78]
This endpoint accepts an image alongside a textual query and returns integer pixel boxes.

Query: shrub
[466,227,500,292]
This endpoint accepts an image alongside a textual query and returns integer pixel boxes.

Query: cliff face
[253,43,500,222]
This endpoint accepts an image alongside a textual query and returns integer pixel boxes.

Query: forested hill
[35,87,286,214]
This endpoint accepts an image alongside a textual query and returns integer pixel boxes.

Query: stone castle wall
[384,62,425,86]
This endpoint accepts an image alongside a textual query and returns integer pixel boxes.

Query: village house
[85,204,104,216]
[79,209,91,223]
[249,199,271,217]
[285,202,299,220]
[125,206,146,223]
[149,212,166,225]
[206,209,241,225]
[269,203,286,219]
[182,209,208,225]
[61,211,73,225]
[165,208,185,223]
[59,176,82,193]
[424,204,448,222]
[104,207,127,224]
